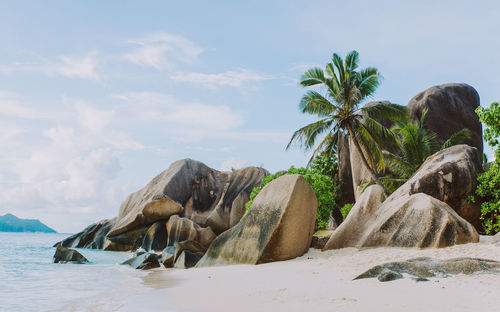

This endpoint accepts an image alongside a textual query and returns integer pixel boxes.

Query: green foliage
[477,162,500,234]
[381,108,471,192]
[245,164,341,230]
[310,153,338,178]
[476,102,500,147]
[475,102,500,234]
[340,203,354,220]
[286,51,408,196]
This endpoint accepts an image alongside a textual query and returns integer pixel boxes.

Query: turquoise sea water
[0,232,160,312]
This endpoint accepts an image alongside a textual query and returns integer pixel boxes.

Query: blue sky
[0,0,498,232]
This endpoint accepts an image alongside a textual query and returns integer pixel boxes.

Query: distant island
[0,213,56,233]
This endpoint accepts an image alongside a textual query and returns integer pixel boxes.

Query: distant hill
[0,213,56,233]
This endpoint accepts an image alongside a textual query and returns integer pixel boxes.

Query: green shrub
[476,162,500,234]
[340,203,354,220]
[475,102,500,234]
[245,165,341,229]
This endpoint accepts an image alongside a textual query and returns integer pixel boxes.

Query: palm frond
[441,128,471,150]
[382,150,415,179]
[357,67,381,98]
[361,116,398,147]
[300,67,327,87]
[345,50,359,73]
[299,90,337,117]
[332,53,345,84]
[325,62,340,90]
[286,118,334,151]
[307,129,340,166]
[360,102,409,122]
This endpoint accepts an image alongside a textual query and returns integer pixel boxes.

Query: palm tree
[286,51,408,196]
[381,108,471,190]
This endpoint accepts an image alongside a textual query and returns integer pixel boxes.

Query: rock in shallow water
[121,252,160,270]
[354,257,500,282]
[53,245,89,264]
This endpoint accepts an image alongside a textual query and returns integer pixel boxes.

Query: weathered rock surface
[166,215,216,249]
[395,144,482,229]
[121,252,160,270]
[354,257,500,282]
[324,146,481,250]
[174,251,203,269]
[408,83,483,155]
[493,233,500,245]
[197,174,317,267]
[310,230,334,249]
[57,159,267,252]
[56,219,114,249]
[109,159,267,237]
[141,221,168,252]
[349,84,482,200]
[105,226,148,251]
[173,240,206,261]
[161,253,174,268]
[53,245,89,264]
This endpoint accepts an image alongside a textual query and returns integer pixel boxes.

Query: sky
[0,0,499,233]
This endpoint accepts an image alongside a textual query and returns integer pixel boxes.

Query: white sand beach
[109,237,500,312]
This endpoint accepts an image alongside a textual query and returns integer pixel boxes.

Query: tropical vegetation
[475,102,500,234]
[378,108,471,193]
[245,164,342,229]
[286,50,408,196]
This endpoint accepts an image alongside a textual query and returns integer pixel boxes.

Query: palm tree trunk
[346,125,390,197]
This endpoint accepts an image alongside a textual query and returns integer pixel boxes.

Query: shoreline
[118,238,500,312]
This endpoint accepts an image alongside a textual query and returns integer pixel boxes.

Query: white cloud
[70,97,115,133]
[124,32,204,70]
[0,51,100,81]
[0,94,147,231]
[114,92,244,133]
[170,68,273,88]
[220,157,249,171]
[0,91,40,119]
[56,51,100,80]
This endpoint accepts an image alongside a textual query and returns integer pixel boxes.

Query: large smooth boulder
[395,144,482,229]
[108,159,267,237]
[408,83,482,155]
[354,257,500,282]
[197,174,317,267]
[324,146,481,250]
[53,245,89,264]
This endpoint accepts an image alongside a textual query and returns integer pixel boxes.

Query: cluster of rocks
[54,160,321,269]
[56,159,269,254]
[338,83,483,214]
[54,83,497,277]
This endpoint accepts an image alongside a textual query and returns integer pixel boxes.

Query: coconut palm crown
[286,51,408,196]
